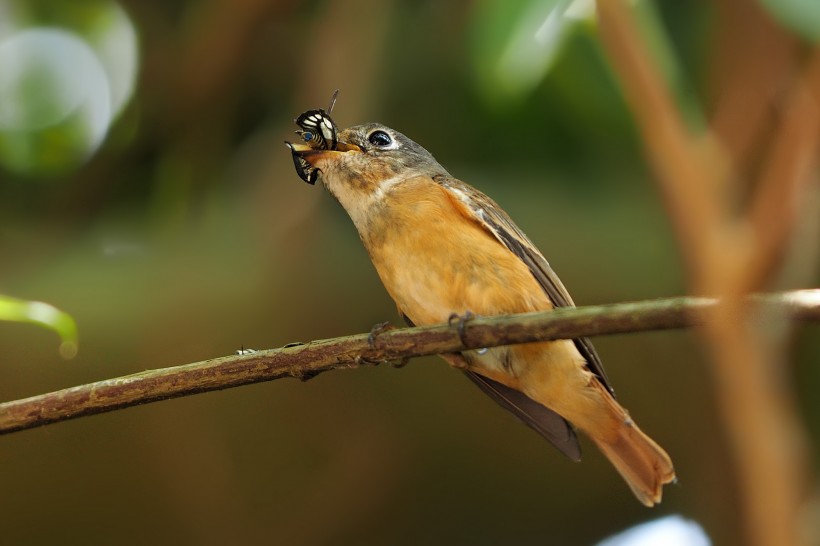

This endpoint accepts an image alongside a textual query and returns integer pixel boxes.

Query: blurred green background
[1,0,818,544]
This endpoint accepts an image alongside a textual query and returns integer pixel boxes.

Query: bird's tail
[587,381,676,506]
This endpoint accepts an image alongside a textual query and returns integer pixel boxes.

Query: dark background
[1,1,817,544]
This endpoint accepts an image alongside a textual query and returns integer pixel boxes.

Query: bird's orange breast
[362,177,553,327]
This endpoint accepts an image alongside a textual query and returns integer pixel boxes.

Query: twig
[595,0,724,284]
[1,291,817,436]
[596,2,819,545]
[744,49,820,292]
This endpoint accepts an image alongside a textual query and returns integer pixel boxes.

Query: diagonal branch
[596,4,819,545]
[1,290,817,436]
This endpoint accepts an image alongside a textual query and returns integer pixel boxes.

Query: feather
[463,369,581,461]
[434,174,613,394]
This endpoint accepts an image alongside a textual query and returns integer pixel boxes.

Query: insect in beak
[295,111,339,151]
[293,89,340,151]
[286,90,360,184]
[285,90,339,184]
[286,142,320,184]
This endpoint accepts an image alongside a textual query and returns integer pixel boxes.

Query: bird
[286,120,676,506]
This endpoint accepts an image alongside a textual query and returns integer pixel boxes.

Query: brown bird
[287,121,675,505]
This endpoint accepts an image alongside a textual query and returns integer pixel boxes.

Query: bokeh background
[1,0,818,544]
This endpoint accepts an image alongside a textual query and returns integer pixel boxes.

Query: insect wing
[295,109,338,150]
[318,113,337,150]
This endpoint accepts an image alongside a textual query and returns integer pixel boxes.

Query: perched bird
[287,121,675,506]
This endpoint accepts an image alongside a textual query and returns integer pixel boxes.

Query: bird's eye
[368,130,392,147]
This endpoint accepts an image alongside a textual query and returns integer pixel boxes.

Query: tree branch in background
[744,50,820,292]
[1,291,818,437]
[597,2,820,545]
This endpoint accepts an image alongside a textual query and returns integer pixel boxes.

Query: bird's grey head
[289,122,452,230]
[332,123,449,180]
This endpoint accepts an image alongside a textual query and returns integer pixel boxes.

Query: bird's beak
[285,141,362,185]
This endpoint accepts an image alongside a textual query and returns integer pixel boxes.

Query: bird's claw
[391,356,410,369]
[365,321,408,368]
[448,311,476,345]
[367,321,395,348]
[355,354,383,367]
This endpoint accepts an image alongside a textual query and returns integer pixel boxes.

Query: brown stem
[595,2,818,544]
[1,291,817,436]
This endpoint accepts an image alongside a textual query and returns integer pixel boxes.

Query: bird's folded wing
[434,175,613,394]
[463,369,581,461]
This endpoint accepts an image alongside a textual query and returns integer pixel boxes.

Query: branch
[596,0,725,285]
[1,291,818,436]
[596,3,820,543]
[744,49,820,292]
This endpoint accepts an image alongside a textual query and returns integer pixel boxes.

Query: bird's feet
[367,321,395,348]
[448,310,476,346]
[365,321,409,368]
[356,321,395,367]
[448,312,489,355]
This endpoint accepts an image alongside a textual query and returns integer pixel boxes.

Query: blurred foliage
[757,0,820,42]
[0,1,137,175]
[0,294,77,358]
[470,0,581,103]
[0,1,817,545]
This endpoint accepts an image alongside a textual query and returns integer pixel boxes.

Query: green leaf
[0,295,78,358]
[470,0,581,104]
[757,0,820,42]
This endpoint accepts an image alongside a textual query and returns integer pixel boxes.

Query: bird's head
[287,123,449,216]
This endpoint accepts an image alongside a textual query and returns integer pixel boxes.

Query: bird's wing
[434,175,613,394]
[402,312,582,459]
[462,368,581,461]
